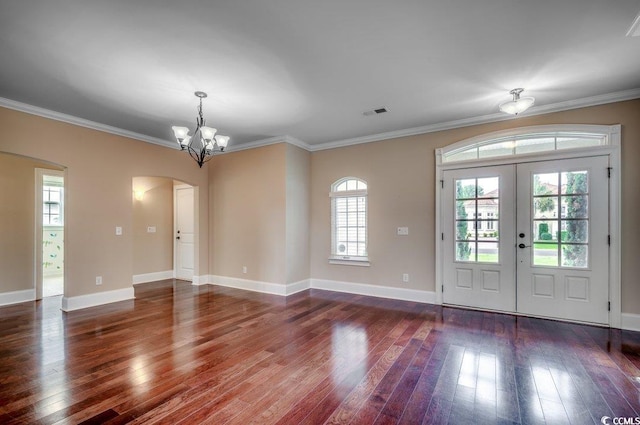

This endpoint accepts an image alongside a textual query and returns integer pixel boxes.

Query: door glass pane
[534,197,558,219]
[562,220,588,243]
[534,243,559,266]
[561,171,588,194]
[456,201,475,219]
[456,179,476,198]
[532,170,590,269]
[477,223,498,241]
[534,173,559,195]
[561,195,588,218]
[457,223,475,241]
[478,242,499,263]
[561,245,588,268]
[478,177,499,198]
[454,176,500,263]
[533,220,557,242]
[456,242,475,262]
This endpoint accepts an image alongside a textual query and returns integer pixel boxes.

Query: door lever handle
[518,243,530,249]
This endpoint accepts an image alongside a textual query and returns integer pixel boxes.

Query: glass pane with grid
[531,171,589,268]
[454,177,499,263]
[334,195,366,256]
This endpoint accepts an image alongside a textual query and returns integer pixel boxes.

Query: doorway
[442,156,610,324]
[36,169,65,298]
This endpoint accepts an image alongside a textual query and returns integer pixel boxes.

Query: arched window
[330,177,369,265]
[439,125,614,164]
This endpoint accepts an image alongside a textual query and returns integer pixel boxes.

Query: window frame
[329,177,370,266]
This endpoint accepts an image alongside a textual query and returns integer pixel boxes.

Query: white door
[442,156,609,324]
[175,185,194,281]
[442,165,516,312]
[516,156,609,324]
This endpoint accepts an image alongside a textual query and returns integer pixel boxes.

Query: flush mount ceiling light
[499,88,535,116]
[171,91,230,168]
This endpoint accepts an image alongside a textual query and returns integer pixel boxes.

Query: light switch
[147,226,156,233]
[397,227,409,236]
[115,226,123,236]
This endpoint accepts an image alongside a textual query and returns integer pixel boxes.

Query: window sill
[329,257,370,267]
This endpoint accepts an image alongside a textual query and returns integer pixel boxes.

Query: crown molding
[0,96,176,149]
[312,87,640,151]
[223,134,312,153]
[2,87,639,155]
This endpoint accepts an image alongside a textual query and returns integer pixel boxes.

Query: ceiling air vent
[363,107,389,116]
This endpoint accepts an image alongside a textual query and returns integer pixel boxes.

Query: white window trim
[435,124,621,328]
[330,177,369,266]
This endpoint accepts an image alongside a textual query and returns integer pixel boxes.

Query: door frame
[173,183,198,282]
[435,124,621,327]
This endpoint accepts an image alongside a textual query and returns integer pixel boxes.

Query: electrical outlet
[147,226,156,233]
[96,276,102,285]
[115,226,123,236]
[242,266,247,274]
[397,227,409,236]
[402,273,409,283]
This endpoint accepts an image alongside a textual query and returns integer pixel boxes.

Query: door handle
[518,243,530,249]
[176,236,181,240]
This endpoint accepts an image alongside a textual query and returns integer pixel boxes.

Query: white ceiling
[1,0,639,150]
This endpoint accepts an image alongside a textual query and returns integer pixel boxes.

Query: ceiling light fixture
[171,91,229,168]
[499,88,535,116]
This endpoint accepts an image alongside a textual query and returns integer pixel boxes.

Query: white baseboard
[621,313,640,332]
[206,275,307,296]
[286,279,311,295]
[200,275,435,304]
[61,287,135,312]
[310,279,436,304]
[0,289,36,306]
[132,270,174,285]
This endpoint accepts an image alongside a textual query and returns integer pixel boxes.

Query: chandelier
[499,88,535,116]
[171,91,229,168]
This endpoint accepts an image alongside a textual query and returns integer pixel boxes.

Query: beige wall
[0,153,62,292]
[1,99,638,316]
[285,144,311,284]
[209,143,287,284]
[132,176,174,275]
[310,99,640,314]
[0,107,209,298]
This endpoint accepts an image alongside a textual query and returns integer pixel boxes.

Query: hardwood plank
[0,279,638,425]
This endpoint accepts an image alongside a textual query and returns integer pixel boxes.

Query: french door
[442,156,609,324]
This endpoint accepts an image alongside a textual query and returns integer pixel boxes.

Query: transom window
[330,177,368,265]
[442,131,607,163]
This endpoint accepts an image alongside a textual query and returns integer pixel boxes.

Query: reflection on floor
[43,274,63,297]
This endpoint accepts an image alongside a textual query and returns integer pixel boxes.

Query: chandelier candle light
[172,91,230,168]
[499,88,535,116]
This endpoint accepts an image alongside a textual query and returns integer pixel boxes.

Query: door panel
[516,156,609,324]
[442,165,516,312]
[175,186,194,281]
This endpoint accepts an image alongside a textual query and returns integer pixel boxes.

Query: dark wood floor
[1,280,639,424]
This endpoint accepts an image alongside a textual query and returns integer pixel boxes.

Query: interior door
[442,165,516,312]
[175,185,194,281]
[516,156,609,324]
